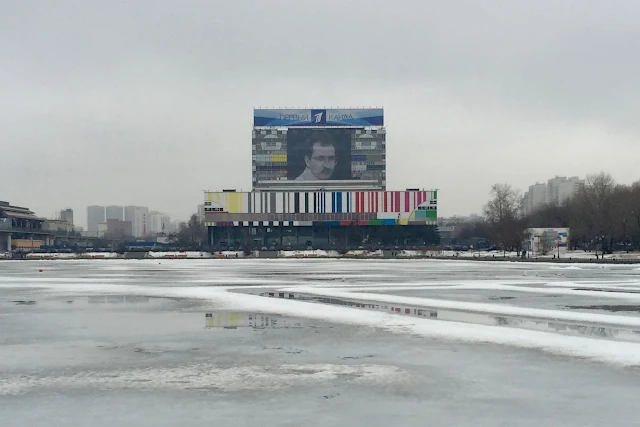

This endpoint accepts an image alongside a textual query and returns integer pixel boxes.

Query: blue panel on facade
[381,219,396,225]
[323,221,340,227]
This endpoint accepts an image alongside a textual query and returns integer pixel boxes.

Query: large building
[204,108,438,249]
[546,176,584,206]
[60,208,74,225]
[147,211,171,235]
[106,205,124,221]
[124,206,149,237]
[522,176,585,215]
[0,201,53,251]
[522,183,547,215]
[87,205,105,233]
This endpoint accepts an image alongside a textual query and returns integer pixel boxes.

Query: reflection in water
[205,312,301,329]
[257,291,640,343]
[88,295,151,304]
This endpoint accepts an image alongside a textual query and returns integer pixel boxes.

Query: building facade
[524,228,569,256]
[124,206,149,237]
[106,205,124,221]
[522,183,547,215]
[204,108,438,249]
[60,209,74,225]
[146,212,171,235]
[0,201,54,251]
[547,176,584,206]
[87,205,105,232]
[522,176,585,215]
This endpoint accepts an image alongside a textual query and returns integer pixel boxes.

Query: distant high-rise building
[197,204,205,222]
[522,176,585,215]
[105,219,133,239]
[60,208,74,225]
[106,205,124,221]
[522,183,547,215]
[546,176,584,206]
[87,205,105,232]
[147,211,171,235]
[124,206,149,237]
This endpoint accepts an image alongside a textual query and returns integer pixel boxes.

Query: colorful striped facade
[204,190,437,226]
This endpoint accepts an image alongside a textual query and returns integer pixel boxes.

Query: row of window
[253,128,385,136]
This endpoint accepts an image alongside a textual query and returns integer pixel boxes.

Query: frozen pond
[2,259,640,426]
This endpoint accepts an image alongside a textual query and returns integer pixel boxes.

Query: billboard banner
[254,108,383,127]
[287,129,352,181]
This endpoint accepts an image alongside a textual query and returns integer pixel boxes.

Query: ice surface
[3,259,640,426]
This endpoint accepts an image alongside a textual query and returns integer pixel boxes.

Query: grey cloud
[1,0,639,226]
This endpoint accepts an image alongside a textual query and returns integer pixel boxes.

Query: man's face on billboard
[305,141,336,180]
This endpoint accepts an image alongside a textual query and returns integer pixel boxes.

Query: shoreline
[2,251,639,264]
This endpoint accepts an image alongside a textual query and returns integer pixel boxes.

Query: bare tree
[578,173,616,253]
[170,214,207,248]
[484,184,528,255]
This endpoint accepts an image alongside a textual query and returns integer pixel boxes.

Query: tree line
[455,173,640,254]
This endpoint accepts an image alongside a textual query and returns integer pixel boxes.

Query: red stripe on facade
[395,192,401,213]
[384,192,388,212]
[405,191,410,212]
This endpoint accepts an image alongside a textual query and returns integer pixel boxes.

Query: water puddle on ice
[252,291,640,343]
[204,312,303,329]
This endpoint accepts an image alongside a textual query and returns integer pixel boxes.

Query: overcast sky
[2,0,639,228]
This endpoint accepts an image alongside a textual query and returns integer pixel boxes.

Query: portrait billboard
[254,108,383,127]
[287,129,352,181]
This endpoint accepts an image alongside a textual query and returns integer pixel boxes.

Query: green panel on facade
[433,190,437,200]
[426,210,437,218]
[369,219,383,226]
[414,210,427,219]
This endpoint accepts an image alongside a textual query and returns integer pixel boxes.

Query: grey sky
[2,0,639,228]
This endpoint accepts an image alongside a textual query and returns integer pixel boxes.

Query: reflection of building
[204,108,437,249]
[87,205,105,232]
[522,176,585,215]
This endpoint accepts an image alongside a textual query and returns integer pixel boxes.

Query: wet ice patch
[0,363,404,396]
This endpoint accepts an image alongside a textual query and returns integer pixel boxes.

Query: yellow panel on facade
[270,154,287,162]
[398,218,409,226]
[206,192,213,202]
[227,192,242,213]
[12,239,43,249]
